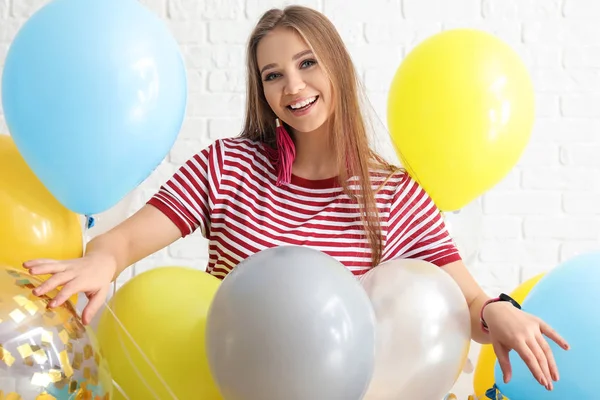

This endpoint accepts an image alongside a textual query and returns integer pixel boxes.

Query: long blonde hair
[240,6,401,266]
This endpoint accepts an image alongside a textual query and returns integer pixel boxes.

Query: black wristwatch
[480,293,522,332]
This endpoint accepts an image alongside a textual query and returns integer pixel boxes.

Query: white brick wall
[1,0,599,397]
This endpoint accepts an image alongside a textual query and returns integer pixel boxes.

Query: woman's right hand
[23,252,118,325]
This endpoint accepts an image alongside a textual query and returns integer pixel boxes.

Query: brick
[563,192,600,214]
[183,45,245,69]
[535,94,559,117]
[208,118,243,140]
[178,117,207,139]
[0,0,8,18]
[522,167,600,190]
[187,93,245,117]
[168,235,210,258]
[482,0,561,19]
[207,70,246,93]
[442,21,522,48]
[246,0,322,21]
[492,169,521,190]
[517,143,560,167]
[530,118,600,143]
[479,239,560,265]
[403,0,480,21]
[560,94,600,117]
[566,70,600,93]
[346,44,403,71]
[531,68,577,92]
[168,0,243,20]
[563,0,600,18]
[325,20,364,45]
[167,21,206,44]
[169,138,214,164]
[137,160,178,191]
[468,261,521,291]
[11,0,45,18]
[523,21,600,46]
[563,46,600,68]
[186,69,207,93]
[481,216,523,239]
[560,144,600,167]
[0,17,21,42]
[208,21,254,44]
[482,191,562,214]
[365,21,441,46]
[560,241,600,262]
[139,0,167,17]
[325,0,400,22]
[363,66,399,92]
[524,216,600,240]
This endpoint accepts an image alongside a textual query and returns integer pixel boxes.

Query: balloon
[473,273,544,397]
[0,265,112,399]
[387,29,534,211]
[495,252,600,398]
[1,0,187,216]
[360,258,471,400]
[206,245,376,400]
[96,266,223,400]
[0,135,81,305]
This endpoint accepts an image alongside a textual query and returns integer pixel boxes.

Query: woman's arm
[441,259,569,390]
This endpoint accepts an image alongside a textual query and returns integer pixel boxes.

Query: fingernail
[48,301,56,308]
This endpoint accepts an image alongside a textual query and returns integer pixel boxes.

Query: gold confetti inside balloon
[0,265,112,399]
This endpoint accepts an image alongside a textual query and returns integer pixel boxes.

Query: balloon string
[102,285,180,400]
[111,378,131,400]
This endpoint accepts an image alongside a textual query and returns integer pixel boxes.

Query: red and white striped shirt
[147,138,461,279]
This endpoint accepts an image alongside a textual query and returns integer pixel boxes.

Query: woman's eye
[301,59,317,68]
[264,73,280,81]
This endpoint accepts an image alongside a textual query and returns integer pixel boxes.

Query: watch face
[500,293,521,309]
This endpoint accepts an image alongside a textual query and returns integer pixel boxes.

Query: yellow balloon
[387,29,535,211]
[472,273,545,397]
[0,135,82,304]
[96,266,223,399]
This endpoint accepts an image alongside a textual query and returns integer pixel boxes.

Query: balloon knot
[86,215,95,229]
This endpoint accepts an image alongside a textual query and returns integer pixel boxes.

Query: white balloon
[360,258,471,400]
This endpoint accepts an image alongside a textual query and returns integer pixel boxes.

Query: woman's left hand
[483,302,570,391]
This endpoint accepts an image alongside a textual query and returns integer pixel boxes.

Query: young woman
[24,5,566,392]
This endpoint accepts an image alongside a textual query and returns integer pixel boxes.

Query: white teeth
[290,96,316,109]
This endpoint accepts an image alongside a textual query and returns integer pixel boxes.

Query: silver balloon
[360,259,471,400]
[205,245,377,400]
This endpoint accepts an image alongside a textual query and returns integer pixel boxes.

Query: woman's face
[256,27,333,134]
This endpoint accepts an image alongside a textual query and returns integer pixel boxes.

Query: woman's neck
[290,123,337,180]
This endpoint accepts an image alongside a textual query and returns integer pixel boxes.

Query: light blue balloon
[494,251,600,399]
[1,0,186,215]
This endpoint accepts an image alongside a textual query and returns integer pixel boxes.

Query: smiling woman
[23,5,569,395]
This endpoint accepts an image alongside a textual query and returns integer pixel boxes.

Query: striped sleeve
[146,140,224,238]
[380,176,462,267]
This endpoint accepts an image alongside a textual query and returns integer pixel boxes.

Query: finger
[514,341,547,387]
[537,333,559,381]
[539,320,570,350]
[492,342,512,383]
[32,272,73,297]
[527,336,553,390]
[48,281,78,308]
[22,259,59,268]
[28,262,68,276]
[82,286,108,326]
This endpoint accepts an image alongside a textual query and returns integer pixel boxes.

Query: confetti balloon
[0,265,112,399]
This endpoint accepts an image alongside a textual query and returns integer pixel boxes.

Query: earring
[271,118,295,186]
